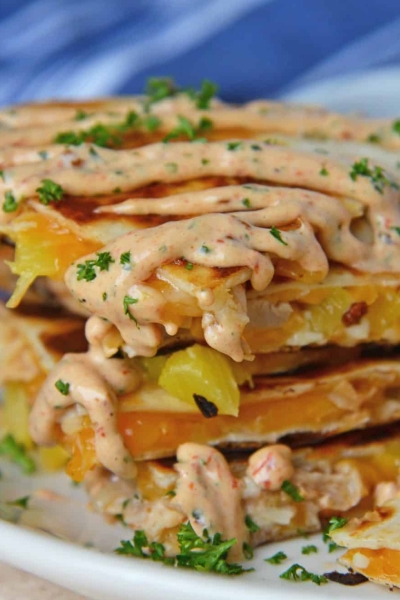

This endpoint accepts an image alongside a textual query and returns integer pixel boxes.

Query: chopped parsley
[301,545,318,555]
[36,178,65,205]
[0,170,4,181]
[163,115,212,143]
[190,79,218,109]
[319,167,329,176]
[0,434,36,474]
[102,292,107,301]
[200,245,211,253]
[391,226,400,236]
[55,379,70,395]
[226,141,242,151]
[242,542,253,560]
[123,295,139,327]
[185,261,193,270]
[120,251,131,265]
[165,162,178,173]
[145,77,178,106]
[165,490,176,497]
[265,551,287,565]
[281,480,304,502]
[242,198,251,208]
[7,495,30,509]
[115,522,250,575]
[75,109,88,121]
[392,120,400,135]
[76,252,115,282]
[2,191,18,213]
[367,133,381,143]
[323,516,347,552]
[270,226,288,246]
[201,158,210,165]
[280,563,327,586]
[144,115,161,132]
[349,158,397,194]
[245,515,260,533]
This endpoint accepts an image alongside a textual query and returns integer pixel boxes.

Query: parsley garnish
[144,115,161,132]
[391,226,400,236]
[165,162,178,173]
[185,262,193,270]
[76,252,114,282]
[280,563,327,586]
[102,292,107,301]
[349,158,396,194]
[270,226,288,246]
[2,191,18,213]
[191,79,218,109]
[75,109,88,121]
[115,522,250,575]
[36,179,64,205]
[265,551,287,565]
[392,120,400,135]
[55,110,140,148]
[242,198,251,208]
[242,542,253,560]
[55,379,70,395]
[301,545,318,555]
[163,115,212,143]
[145,77,178,106]
[0,170,4,181]
[226,141,242,151]
[322,516,347,552]
[7,496,30,509]
[319,167,329,176]
[0,434,36,474]
[281,480,304,502]
[200,245,211,253]
[165,490,176,497]
[245,515,260,533]
[367,133,381,143]
[120,251,131,265]
[123,295,139,327]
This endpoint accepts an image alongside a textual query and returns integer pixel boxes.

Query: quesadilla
[331,498,400,588]
[3,81,400,562]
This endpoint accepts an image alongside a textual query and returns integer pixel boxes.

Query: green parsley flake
[281,480,304,502]
[265,551,287,565]
[165,162,178,173]
[245,515,260,533]
[144,115,161,132]
[55,379,70,395]
[0,434,36,474]
[165,490,176,497]
[200,245,211,253]
[349,158,397,194]
[319,167,329,176]
[120,251,132,265]
[75,109,88,121]
[201,158,210,165]
[76,252,115,282]
[123,295,139,328]
[242,198,251,208]
[7,496,30,509]
[193,79,218,109]
[301,545,318,555]
[391,226,400,236]
[185,262,194,270]
[115,522,249,574]
[270,226,288,246]
[322,516,347,552]
[102,292,107,301]
[0,170,4,181]
[55,109,140,148]
[36,179,65,205]
[242,542,253,560]
[3,191,18,213]
[145,77,178,106]
[226,141,242,151]
[392,120,400,135]
[367,133,381,143]
[280,563,327,586]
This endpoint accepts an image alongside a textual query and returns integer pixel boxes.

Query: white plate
[1,72,398,599]
[0,459,394,600]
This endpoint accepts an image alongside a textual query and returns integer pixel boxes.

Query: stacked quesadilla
[2,80,400,563]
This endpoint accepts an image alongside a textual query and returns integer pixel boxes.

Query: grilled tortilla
[82,425,400,558]
[332,498,400,588]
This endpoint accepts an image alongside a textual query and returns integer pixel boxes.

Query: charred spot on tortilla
[193,393,219,418]
[324,571,368,586]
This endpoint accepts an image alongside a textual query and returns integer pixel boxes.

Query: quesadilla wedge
[331,498,400,588]
[81,424,400,559]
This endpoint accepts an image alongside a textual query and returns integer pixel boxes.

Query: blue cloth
[0,0,400,105]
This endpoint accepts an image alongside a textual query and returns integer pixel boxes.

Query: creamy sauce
[174,443,249,560]
[29,316,141,478]
[247,445,294,490]
[1,95,400,149]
